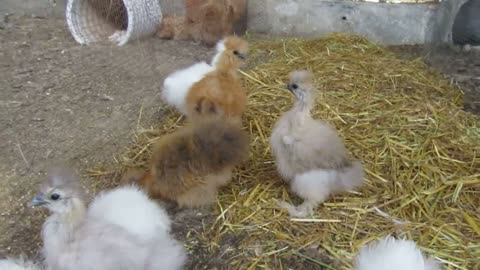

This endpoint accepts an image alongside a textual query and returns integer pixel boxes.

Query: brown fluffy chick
[157,15,190,40]
[185,0,205,22]
[129,116,249,208]
[157,0,203,40]
[157,0,223,42]
[185,0,246,25]
[197,0,235,46]
[269,70,364,217]
[158,0,246,46]
[186,0,248,43]
[185,36,248,122]
[227,0,247,24]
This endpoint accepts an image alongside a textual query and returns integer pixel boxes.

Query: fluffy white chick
[355,236,441,270]
[31,166,186,270]
[0,257,43,270]
[162,61,215,114]
[270,70,364,217]
[87,184,172,241]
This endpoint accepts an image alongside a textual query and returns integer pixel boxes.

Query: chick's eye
[50,193,60,200]
[233,50,239,55]
[291,84,299,89]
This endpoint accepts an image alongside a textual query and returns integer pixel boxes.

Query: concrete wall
[248,0,439,45]
[0,0,468,45]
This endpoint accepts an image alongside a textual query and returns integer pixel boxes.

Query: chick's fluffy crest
[289,70,314,86]
[223,36,249,55]
[212,36,249,66]
[288,70,317,102]
[41,166,83,198]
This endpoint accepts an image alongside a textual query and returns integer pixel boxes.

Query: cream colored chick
[270,70,364,217]
[355,236,441,270]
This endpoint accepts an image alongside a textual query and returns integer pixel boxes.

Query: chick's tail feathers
[88,183,173,241]
[354,236,441,270]
[291,161,364,205]
[162,61,214,114]
[146,236,187,270]
[335,160,364,191]
[279,161,364,217]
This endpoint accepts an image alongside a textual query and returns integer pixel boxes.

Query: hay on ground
[91,34,480,269]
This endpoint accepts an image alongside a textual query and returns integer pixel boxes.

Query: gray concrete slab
[248,0,439,45]
[0,0,471,45]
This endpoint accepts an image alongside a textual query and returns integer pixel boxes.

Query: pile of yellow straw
[91,34,480,269]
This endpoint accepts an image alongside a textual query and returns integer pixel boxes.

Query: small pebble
[101,94,114,101]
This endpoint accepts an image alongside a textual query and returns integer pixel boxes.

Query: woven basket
[66,0,163,46]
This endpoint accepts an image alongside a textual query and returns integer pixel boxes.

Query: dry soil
[0,15,479,270]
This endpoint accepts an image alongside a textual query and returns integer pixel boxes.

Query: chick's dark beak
[30,194,48,207]
[236,53,246,60]
[286,83,294,93]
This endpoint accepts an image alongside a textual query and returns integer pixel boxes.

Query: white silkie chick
[0,257,42,270]
[87,184,172,241]
[270,70,364,218]
[30,166,187,270]
[354,236,441,270]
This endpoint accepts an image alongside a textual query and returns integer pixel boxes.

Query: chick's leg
[277,200,317,218]
[108,30,127,45]
[278,171,335,217]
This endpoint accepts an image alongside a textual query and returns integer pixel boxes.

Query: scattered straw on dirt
[90,34,480,269]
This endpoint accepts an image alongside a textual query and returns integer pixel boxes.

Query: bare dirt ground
[1,15,479,270]
[0,14,217,267]
[0,15,327,270]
